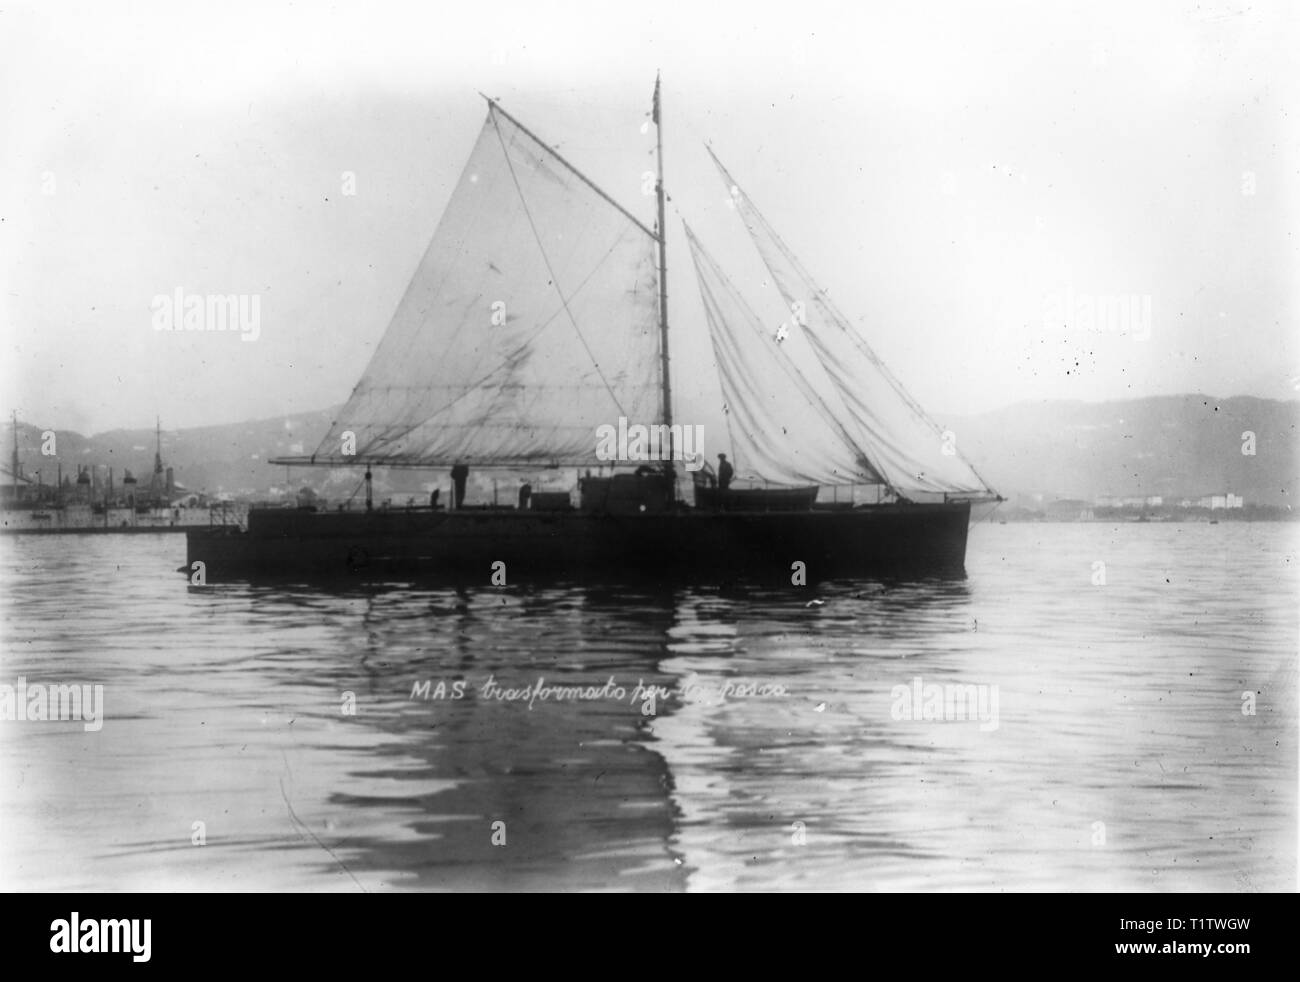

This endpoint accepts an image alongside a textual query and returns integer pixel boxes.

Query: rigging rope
[684,220,888,489]
[491,111,631,420]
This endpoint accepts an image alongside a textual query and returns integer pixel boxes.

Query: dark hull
[185,501,972,584]
[692,485,820,511]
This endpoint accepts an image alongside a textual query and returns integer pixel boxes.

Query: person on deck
[689,453,716,489]
[717,454,734,491]
[429,488,441,510]
[450,463,469,509]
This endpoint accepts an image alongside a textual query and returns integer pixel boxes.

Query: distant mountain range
[7,394,1297,508]
[940,395,1297,508]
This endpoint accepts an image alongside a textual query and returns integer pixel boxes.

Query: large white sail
[708,149,995,498]
[683,223,882,487]
[306,103,662,467]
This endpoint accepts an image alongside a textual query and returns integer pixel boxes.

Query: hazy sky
[2,0,1296,435]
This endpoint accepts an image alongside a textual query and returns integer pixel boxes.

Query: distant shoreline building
[4,413,185,511]
[1199,493,1244,510]
[1045,498,1094,521]
[1094,492,1244,510]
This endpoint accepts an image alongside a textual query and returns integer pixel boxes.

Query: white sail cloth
[707,150,994,497]
[309,105,662,467]
[684,223,881,487]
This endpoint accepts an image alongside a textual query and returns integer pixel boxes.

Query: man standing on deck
[717,454,734,491]
[690,453,716,489]
[450,463,469,509]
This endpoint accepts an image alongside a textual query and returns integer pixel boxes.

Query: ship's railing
[729,482,892,507]
[208,501,250,530]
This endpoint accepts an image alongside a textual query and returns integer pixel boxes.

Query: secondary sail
[709,148,995,497]
[302,102,662,468]
[683,222,882,487]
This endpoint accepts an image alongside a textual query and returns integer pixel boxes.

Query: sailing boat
[186,79,997,583]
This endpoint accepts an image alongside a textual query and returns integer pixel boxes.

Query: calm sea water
[0,522,1295,892]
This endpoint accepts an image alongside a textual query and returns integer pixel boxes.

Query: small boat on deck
[692,485,819,512]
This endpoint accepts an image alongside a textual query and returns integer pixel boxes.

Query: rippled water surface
[1,523,1295,891]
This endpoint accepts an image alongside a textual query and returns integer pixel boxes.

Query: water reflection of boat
[287,582,688,890]
[286,578,979,889]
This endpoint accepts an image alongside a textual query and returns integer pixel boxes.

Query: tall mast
[10,411,17,499]
[653,72,675,500]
